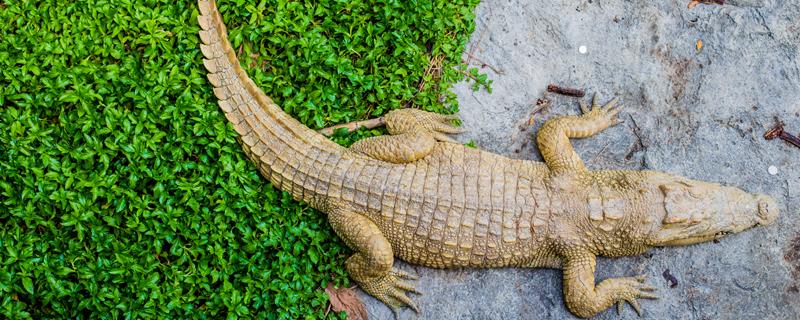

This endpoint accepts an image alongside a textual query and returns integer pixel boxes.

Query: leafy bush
[0,0,483,318]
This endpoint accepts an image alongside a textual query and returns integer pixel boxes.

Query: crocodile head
[641,172,778,247]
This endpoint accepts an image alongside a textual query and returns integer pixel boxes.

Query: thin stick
[404,54,446,108]
[458,69,480,81]
[589,143,610,165]
[317,117,386,136]
[547,84,585,97]
[465,26,488,66]
[464,51,504,75]
[527,98,550,126]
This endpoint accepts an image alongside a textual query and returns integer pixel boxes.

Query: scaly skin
[197,1,780,318]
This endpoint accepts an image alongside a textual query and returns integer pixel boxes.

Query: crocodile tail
[197,0,343,193]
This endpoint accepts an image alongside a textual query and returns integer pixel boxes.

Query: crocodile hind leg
[349,109,462,163]
[537,95,622,180]
[328,203,421,316]
[562,250,658,318]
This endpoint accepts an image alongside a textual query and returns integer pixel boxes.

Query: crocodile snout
[756,194,779,226]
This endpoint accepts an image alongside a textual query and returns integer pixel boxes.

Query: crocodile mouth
[657,228,745,247]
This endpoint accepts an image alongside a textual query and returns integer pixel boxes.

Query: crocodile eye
[659,183,703,225]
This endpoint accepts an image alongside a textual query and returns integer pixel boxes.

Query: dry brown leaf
[688,0,701,9]
[325,283,368,320]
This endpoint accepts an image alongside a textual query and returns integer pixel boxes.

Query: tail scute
[196,0,340,150]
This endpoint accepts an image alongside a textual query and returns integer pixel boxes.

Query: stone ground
[359,0,800,319]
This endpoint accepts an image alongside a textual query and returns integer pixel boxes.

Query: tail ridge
[197,0,343,196]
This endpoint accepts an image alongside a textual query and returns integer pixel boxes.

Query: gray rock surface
[359,0,800,319]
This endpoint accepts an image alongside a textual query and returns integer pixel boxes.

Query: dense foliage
[0,0,485,318]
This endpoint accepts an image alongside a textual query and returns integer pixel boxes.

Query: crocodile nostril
[756,195,779,225]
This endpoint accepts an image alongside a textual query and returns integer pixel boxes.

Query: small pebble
[579,45,588,54]
[768,165,778,175]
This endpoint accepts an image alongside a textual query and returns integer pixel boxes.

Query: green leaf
[22,277,33,295]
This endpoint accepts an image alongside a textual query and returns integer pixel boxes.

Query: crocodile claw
[391,268,420,281]
[359,268,422,318]
[614,274,659,316]
[419,110,464,142]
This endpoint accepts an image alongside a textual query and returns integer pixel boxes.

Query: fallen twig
[318,117,386,136]
[764,120,800,149]
[527,98,550,126]
[458,69,480,82]
[465,26,488,67]
[589,142,610,165]
[464,51,504,75]
[403,49,447,108]
[688,0,724,9]
[547,84,585,97]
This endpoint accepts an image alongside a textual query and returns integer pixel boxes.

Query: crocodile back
[336,143,555,268]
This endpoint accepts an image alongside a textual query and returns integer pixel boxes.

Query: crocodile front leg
[562,250,658,318]
[328,203,421,316]
[537,95,622,180]
[349,109,462,163]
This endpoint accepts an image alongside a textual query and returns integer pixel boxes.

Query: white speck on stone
[579,45,588,54]
[768,165,778,175]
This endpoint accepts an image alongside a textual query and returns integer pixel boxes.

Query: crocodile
[196,0,780,318]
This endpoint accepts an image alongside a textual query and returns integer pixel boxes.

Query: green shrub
[0,0,484,318]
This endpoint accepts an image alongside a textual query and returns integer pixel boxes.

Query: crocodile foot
[537,93,625,178]
[349,108,464,163]
[384,108,463,143]
[357,268,421,317]
[579,94,624,127]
